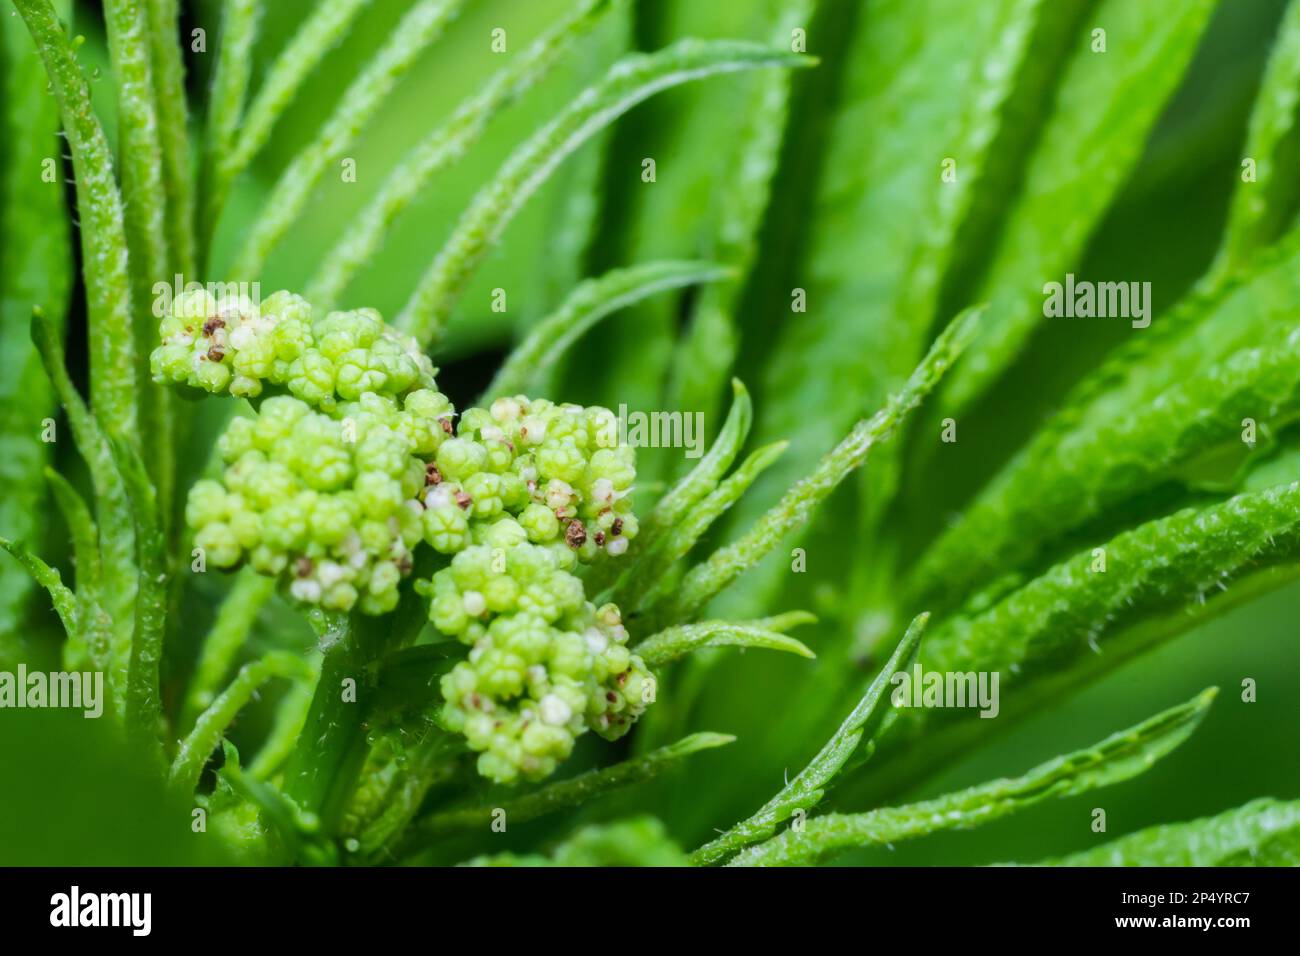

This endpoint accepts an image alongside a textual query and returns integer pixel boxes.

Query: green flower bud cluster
[442,395,640,560]
[187,390,453,615]
[424,538,652,783]
[161,290,652,781]
[151,289,437,409]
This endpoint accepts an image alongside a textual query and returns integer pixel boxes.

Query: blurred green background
[1,0,1297,864]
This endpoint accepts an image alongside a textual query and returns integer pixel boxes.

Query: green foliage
[730,689,1214,866]
[5,0,1300,871]
[1028,798,1300,866]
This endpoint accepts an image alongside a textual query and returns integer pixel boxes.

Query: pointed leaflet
[939,0,1217,412]
[395,38,814,346]
[579,0,811,417]
[0,3,71,648]
[13,0,137,438]
[1029,798,1300,866]
[692,613,927,865]
[912,231,1300,609]
[635,618,814,667]
[231,0,466,279]
[483,260,733,402]
[1211,0,1300,280]
[171,651,314,794]
[730,689,1214,866]
[733,0,1049,564]
[308,0,616,310]
[30,310,136,709]
[145,0,196,277]
[870,482,1300,798]
[206,0,368,252]
[199,0,261,253]
[664,306,979,624]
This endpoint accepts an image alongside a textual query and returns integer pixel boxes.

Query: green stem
[14,0,137,440]
[102,0,174,528]
[280,613,369,829]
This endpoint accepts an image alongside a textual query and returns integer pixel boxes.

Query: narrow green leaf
[911,323,1300,611]
[874,482,1300,794]
[415,732,734,838]
[731,688,1215,866]
[666,0,818,425]
[626,440,787,614]
[110,437,167,761]
[1211,0,1300,279]
[103,0,175,529]
[940,0,1218,411]
[742,0,1051,565]
[248,655,319,779]
[0,2,71,645]
[30,309,136,705]
[639,378,753,548]
[1054,229,1300,436]
[636,619,814,668]
[483,260,734,402]
[45,469,104,670]
[231,0,466,279]
[14,0,137,437]
[171,650,313,794]
[199,0,262,254]
[308,0,615,310]
[144,0,196,277]
[1028,798,1300,866]
[691,613,926,865]
[221,0,371,189]
[667,306,980,622]
[0,537,77,640]
[396,37,816,346]
[181,568,277,731]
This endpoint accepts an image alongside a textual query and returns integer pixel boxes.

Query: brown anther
[611,517,624,537]
[470,693,483,709]
[606,691,618,703]
[206,344,226,362]
[615,670,629,686]
[565,520,587,550]
[396,553,413,574]
[294,556,313,578]
[425,463,443,486]
[439,418,454,435]
[201,316,226,336]
[454,490,473,510]
[594,531,606,547]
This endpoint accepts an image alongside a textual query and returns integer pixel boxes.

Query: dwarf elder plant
[1,0,1299,866]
